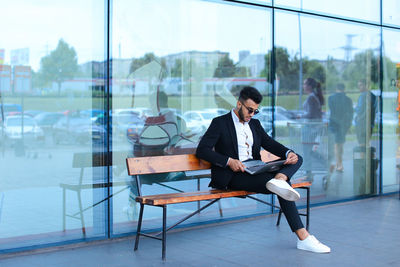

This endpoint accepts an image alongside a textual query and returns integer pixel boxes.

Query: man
[328,83,353,172]
[196,86,330,253]
[354,79,377,146]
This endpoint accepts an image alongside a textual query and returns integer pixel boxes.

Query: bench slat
[136,190,254,205]
[135,181,311,205]
[126,154,211,176]
[291,181,311,188]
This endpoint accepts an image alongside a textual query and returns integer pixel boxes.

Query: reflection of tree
[38,39,79,95]
[213,55,248,78]
[343,49,379,89]
[261,47,397,95]
[261,47,326,94]
[325,57,340,92]
[129,53,166,75]
[171,59,182,77]
[128,53,167,108]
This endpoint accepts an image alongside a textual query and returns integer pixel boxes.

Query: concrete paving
[0,194,399,267]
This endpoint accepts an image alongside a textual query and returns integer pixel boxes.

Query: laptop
[243,159,286,175]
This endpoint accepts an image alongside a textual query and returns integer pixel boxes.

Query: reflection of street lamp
[340,34,357,62]
[298,2,303,110]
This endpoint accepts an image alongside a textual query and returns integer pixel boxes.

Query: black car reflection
[53,114,105,145]
[34,112,64,132]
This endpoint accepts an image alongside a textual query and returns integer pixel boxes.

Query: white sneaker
[266,178,300,201]
[297,235,331,253]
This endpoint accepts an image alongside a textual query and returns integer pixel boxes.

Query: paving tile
[0,195,399,267]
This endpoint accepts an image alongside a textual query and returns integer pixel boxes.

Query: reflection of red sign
[10,48,29,66]
[0,49,4,64]
[13,65,31,93]
[0,65,11,92]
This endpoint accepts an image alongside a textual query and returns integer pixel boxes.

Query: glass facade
[0,0,398,253]
[274,11,382,202]
[382,28,400,193]
[275,0,380,23]
[383,0,400,26]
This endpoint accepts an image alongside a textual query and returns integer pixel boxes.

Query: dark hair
[238,86,263,104]
[305,78,324,105]
[336,83,345,91]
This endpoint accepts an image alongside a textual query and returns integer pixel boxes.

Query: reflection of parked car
[79,109,104,121]
[34,112,64,132]
[4,115,44,144]
[183,110,216,133]
[0,104,22,120]
[113,108,152,119]
[113,113,145,142]
[24,110,44,117]
[53,115,95,145]
[204,108,229,116]
[253,113,272,135]
[260,106,296,119]
[0,103,22,113]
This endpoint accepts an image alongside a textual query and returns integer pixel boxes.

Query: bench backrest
[126,154,211,176]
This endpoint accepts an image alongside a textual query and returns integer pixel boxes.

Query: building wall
[0,0,399,253]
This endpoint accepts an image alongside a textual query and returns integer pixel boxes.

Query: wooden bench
[126,154,311,260]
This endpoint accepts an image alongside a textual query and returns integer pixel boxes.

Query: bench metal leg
[306,187,310,230]
[77,190,86,236]
[134,203,144,251]
[62,187,66,231]
[218,200,223,217]
[162,205,167,261]
[276,187,310,230]
[276,209,283,226]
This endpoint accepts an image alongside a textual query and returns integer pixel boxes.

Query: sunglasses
[240,101,259,115]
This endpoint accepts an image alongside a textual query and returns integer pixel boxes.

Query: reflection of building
[0,65,12,92]
[0,65,31,93]
[163,50,228,71]
[13,66,31,93]
[237,52,265,77]
[111,58,132,78]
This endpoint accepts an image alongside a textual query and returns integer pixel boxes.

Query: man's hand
[284,152,298,165]
[227,158,246,172]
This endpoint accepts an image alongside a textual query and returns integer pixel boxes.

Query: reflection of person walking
[300,78,325,181]
[328,83,353,172]
[354,79,377,146]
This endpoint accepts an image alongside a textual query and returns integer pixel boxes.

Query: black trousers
[227,155,304,232]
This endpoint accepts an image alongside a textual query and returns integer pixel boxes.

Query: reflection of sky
[113,0,271,62]
[1,0,400,72]
[275,0,380,23]
[275,11,382,60]
[1,0,105,71]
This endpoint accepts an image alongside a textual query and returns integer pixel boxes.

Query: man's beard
[238,106,246,122]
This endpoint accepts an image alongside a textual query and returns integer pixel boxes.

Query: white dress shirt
[231,109,253,162]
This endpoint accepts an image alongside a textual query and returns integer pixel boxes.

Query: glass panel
[111,0,272,235]
[383,0,400,26]
[242,0,272,4]
[382,28,400,193]
[0,0,106,251]
[275,0,380,23]
[274,10,381,203]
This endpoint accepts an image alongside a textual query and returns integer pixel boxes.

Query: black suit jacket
[196,112,290,189]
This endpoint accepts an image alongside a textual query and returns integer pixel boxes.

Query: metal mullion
[106,0,112,238]
[378,0,383,195]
